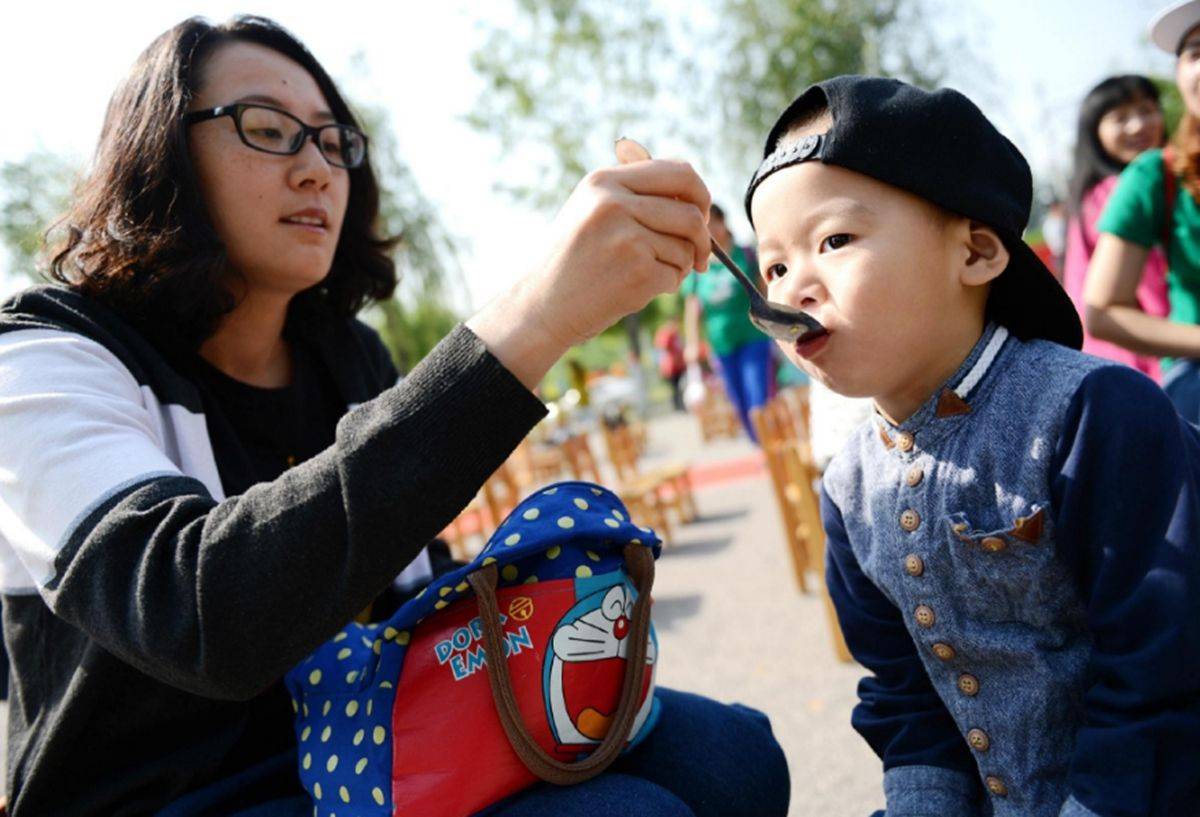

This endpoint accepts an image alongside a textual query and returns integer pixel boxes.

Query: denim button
[967,728,991,752]
[985,776,1008,797]
[900,509,921,532]
[981,536,1006,553]
[905,466,924,487]
[904,554,924,577]
[931,642,956,661]
[914,605,935,628]
[896,431,915,452]
[958,673,980,696]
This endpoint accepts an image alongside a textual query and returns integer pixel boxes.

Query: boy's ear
[960,221,1009,287]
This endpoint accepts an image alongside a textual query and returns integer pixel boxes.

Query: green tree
[708,0,951,179]
[467,0,671,209]
[0,150,79,281]
[469,0,956,210]
[1152,76,1184,137]
[352,101,466,373]
[467,0,960,393]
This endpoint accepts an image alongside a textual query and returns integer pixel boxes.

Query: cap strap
[745,133,826,221]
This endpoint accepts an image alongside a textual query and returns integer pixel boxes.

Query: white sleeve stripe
[0,330,189,593]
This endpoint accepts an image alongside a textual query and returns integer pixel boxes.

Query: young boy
[744,75,1200,816]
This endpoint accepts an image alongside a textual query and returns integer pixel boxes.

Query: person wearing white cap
[1085,0,1200,422]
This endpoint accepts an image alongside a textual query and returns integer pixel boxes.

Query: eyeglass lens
[238,105,365,168]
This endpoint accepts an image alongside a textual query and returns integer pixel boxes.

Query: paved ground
[634,410,884,816]
[0,409,884,813]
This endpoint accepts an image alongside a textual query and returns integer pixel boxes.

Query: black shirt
[192,339,347,496]
[189,339,353,791]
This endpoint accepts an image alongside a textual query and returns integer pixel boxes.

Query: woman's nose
[289,137,333,189]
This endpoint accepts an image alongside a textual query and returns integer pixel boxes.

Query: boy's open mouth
[795,329,830,359]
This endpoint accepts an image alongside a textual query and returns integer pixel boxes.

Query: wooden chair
[564,429,675,544]
[752,403,810,589]
[694,380,742,441]
[777,385,812,437]
[616,488,674,547]
[752,397,852,663]
[602,423,698,526]
[480,461,522,535]
[511,437,566,488]
[560,432,603,483]
[442,499,482,561]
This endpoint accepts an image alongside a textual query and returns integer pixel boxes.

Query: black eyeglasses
[184,103,368,169]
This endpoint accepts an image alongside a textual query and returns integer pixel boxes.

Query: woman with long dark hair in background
[1063,75,1167,380]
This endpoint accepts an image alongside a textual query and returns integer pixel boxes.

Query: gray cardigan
[0,286,546,815]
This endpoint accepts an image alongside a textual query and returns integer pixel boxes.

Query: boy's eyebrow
[803,198,878,226]
[758,237,784,255]
[757,199,876,254]
[787,199,878,241]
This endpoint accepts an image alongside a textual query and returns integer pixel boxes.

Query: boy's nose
[770,270,823,313]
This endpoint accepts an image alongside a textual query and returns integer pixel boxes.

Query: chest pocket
[941,503,1074,626]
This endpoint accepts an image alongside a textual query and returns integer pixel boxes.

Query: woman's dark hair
[50,15,397,352]
[1067,75,1162,218]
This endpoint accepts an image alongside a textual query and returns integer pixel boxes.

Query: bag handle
[467,543,655,786]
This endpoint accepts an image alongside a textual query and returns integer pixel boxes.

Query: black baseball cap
[744,75,1083,350]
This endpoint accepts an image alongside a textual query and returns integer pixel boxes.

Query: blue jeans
[159,688,789,817]
[715,339,773,444]
[1163,360,1200,425]
[481,688,790,816]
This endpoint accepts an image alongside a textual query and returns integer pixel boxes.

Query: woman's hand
[1085,233,1200,358]
[467,159,712,389]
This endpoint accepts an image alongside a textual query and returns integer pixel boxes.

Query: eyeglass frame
[183,103,369,169]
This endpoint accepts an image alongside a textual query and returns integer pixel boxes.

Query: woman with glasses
[0,15,788,817]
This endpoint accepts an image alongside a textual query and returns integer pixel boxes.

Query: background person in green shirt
[1088,0,1200,421]
[682,204,773,442]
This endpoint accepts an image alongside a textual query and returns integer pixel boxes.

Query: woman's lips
[281,221,328,235]
[795,330,830,360]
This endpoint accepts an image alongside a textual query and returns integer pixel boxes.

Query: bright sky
[0,0,1179,309]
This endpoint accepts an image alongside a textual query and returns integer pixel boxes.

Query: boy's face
[751,158,990,416]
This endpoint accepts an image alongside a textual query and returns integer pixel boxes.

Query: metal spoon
[614,137,826,343]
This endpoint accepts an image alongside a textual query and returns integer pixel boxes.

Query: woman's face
[1178,28,1200,120]
[1096,96,1164,164]
[187,41,350,299]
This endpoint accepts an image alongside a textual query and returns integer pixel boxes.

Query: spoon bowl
[614,138,825,343]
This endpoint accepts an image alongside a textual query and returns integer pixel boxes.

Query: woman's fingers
[644,231,699,278]
[596,159,712,221]
[465,156,714,389]
[626,195,710,272]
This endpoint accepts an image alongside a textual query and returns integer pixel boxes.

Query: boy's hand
[468,159,712,389]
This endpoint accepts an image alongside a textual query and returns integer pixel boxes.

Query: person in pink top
[1063,75,1169,381]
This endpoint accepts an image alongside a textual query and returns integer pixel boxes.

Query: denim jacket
[822,324,1200,817]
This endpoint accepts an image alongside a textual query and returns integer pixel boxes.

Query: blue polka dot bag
[284,481,662,817]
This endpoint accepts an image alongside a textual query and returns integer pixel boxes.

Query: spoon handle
[709,239,764,301]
